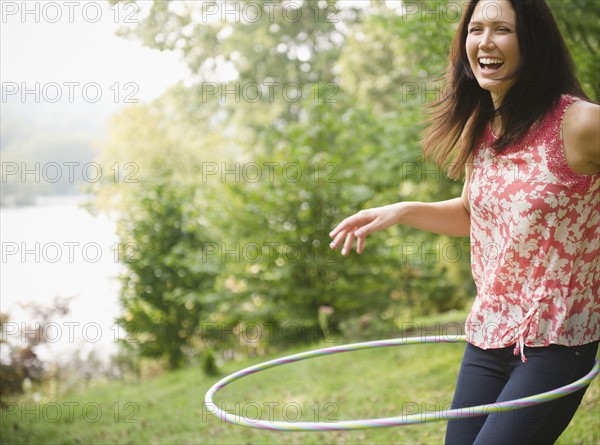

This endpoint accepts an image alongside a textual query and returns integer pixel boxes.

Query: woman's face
[465,0,521,107]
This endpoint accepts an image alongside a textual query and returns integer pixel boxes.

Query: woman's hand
[329,203,402,255]
[329,197,471,255]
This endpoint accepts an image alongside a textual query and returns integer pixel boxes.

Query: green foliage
[0,313,45,402]
[0,299,71,402]
[115,169,221,369]
[201,348,219,376]
[549,0,600,101]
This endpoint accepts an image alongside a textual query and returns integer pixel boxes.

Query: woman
[329,0,599,443]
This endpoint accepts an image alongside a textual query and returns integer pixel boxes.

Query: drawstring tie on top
[503,304,538,363]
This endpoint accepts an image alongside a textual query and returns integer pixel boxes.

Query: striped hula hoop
[204,335,599,431]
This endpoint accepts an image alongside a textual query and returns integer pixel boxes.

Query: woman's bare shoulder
[562,100,600,175]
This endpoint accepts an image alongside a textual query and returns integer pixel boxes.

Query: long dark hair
[422,0,590,179]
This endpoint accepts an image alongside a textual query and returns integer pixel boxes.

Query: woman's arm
[329,173,471,255]
[562,100,600,175]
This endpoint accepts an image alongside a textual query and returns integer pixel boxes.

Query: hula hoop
[204,335,599,431]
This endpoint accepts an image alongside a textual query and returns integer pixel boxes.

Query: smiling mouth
[478,57,504,72]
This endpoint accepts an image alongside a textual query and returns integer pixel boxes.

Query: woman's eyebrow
[468,20,515,26]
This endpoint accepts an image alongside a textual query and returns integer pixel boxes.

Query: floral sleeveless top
[467,94,600,362]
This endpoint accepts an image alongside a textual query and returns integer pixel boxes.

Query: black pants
[445,341,599,445]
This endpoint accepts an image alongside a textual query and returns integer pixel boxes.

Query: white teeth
[479,57,503,65]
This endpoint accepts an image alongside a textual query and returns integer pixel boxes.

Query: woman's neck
[491,115,503,136]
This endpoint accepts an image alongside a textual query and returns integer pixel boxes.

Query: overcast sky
[1,1,190,113]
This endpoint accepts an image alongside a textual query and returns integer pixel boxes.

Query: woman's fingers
[329,224,341,239]
[329,210,382,254]
[329,214,361,239]
[341,229,355,256]
[329,229,348,250]
[329,225,370,255]
[356,233,366,254]
[354,218,379,239]
[329,205,398,254]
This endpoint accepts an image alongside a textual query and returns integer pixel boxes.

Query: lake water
[1,195,122,364]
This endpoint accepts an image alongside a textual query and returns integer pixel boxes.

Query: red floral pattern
[466,95,600,362]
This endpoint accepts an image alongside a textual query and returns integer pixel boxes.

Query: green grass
[1,339,598,445]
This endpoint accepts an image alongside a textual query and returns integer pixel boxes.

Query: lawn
[1,335,598,444]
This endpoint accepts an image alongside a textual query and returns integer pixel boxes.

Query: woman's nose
[479,30,496,50]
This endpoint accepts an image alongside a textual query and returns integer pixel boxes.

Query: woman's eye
[469,27,481,33]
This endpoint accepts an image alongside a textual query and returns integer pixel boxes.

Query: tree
[115,169,221,369]
[549,0,600,100]
[89,99,228,369]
